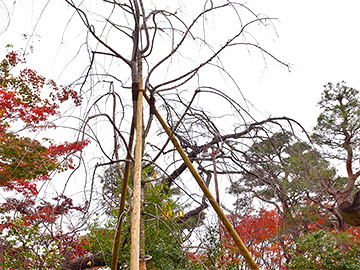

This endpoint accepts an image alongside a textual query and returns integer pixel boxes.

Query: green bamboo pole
[130,80,144,270]
[111,104,136,269]
[144,93,259,270]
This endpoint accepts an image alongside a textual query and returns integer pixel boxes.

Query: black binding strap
[150,93,155,115]
[132,82,140,101]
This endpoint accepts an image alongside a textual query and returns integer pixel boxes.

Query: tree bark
[61,253,105,270]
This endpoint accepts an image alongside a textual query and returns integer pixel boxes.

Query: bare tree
[56,0,293,269]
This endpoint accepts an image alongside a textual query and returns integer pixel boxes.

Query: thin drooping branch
[149,16,288,93]
[179,167,211,224]
[161,116,304,192]
[145,3,230,89]
[65,0,132,67]
[161,150,198,191]
[85,114,134,162]
[146,89,200,168]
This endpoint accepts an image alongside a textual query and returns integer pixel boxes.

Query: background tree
[200,207,360,270]
[0,45,90,269]
[229,82,360,267]
[190,208,285,270]
[287,230,360,270]
[313,82,360,208]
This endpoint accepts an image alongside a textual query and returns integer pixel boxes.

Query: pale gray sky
[247,0,360,130]
[1,0,359,133]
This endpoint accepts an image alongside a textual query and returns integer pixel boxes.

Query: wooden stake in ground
[130,80,144,270]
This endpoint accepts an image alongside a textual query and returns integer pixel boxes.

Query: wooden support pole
[111,98,136,270]
[144,92,259,270]
[130,79,143,270]
[211,149,223,246]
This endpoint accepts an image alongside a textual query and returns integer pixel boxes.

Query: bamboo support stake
[211,149,223,246]
[144,93,259,270]
[130,80,144,270]
[111,160,131,270]
[139,182,146,265]
[111,110,136,270]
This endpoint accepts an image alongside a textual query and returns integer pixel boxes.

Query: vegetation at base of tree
[0,217,63,269]
[287,230,360,270]
[83,165,193,269]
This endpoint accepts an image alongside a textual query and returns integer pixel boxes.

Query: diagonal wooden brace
[143,92,259,270]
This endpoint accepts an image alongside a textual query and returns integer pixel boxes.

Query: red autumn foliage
[0,45,87,185]
[221,208,287,269]
[0,44,89,267]
[198,205,360,269]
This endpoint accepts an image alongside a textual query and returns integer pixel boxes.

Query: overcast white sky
[248,1,360,130]
[1,0,359,133]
